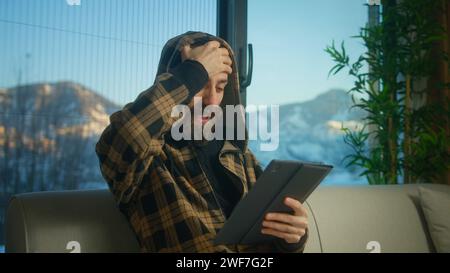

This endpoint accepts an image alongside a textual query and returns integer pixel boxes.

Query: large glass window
[0,0,373,251]
[0,0,217,249]
[247,0,368,185]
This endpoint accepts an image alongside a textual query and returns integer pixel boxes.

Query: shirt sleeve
[95,60,208,206]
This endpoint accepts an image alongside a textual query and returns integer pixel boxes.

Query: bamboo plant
[325,0,450,184]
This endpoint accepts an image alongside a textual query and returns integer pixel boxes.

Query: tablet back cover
[213,160,300,245]
[213,160,332,245]
[240,163,332,244]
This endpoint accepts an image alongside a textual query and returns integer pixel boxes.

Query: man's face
[188,72,228,125]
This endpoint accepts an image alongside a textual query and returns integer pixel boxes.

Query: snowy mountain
[0,81,121,193]
[0,81,119,135]
[248,89,368,185]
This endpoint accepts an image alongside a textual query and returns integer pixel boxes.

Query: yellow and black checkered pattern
[95,32,307,253]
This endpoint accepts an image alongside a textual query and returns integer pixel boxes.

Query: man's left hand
[261,197,308,244]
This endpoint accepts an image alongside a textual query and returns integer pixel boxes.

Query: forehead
[210,72,228,84]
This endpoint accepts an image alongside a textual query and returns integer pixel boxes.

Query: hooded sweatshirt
[96,31,308,253]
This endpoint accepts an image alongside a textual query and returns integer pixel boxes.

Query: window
[0,0,373,251]
[246,0,369,185]
[0,0,217,249]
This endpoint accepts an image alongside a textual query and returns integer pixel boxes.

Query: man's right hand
[181,41,233,77]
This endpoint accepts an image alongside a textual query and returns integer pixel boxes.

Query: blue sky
[0,0,367,106]
[248,0,367,105]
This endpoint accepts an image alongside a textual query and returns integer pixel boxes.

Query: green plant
[325,0,450,184]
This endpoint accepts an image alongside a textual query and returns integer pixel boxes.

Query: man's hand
[261,197,308,244]
[181,41,233,77]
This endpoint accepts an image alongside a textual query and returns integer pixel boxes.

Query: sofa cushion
[306,184,438,253]
[419,186,450,253]
[5,190,140,253]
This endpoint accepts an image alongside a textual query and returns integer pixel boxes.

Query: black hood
[158,31,248,152]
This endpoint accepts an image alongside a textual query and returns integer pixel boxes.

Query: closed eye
[217,80,228,92]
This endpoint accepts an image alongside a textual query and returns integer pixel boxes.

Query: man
[95,31,308,253]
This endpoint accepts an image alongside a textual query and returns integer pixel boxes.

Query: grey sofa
[5,184,449,253]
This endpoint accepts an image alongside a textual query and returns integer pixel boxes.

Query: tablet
[213,159,333,245]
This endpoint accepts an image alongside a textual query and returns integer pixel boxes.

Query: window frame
[217,0,250,106]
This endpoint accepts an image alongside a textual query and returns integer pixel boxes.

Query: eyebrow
[217,79,228,85]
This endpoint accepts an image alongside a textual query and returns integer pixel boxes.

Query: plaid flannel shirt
[95,31,308,253]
